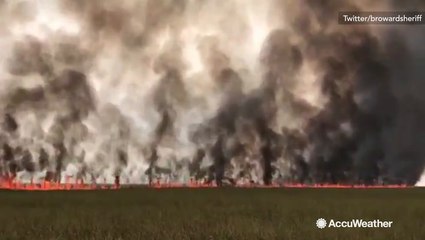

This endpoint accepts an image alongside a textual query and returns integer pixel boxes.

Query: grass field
[0,188,424,240]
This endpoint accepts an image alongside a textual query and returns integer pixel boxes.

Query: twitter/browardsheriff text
[339,11,424,24]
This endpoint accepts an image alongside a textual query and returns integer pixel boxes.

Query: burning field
[0,0,425,189]
[2,0,425,239]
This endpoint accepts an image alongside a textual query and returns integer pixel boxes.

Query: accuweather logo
[316,218,327,229]
[316,218,393,229]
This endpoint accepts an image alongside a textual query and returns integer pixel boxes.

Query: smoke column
[0,0,424,185]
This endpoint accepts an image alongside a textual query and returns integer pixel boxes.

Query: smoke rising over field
[0,0,424,185]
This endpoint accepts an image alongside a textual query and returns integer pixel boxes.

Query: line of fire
[0,172,410,191]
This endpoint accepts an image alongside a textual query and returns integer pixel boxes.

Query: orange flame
[0,176,411,191]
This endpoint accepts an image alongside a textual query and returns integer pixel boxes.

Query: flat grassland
[0,188,424,240]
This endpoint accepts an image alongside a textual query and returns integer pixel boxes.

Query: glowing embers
[0,174,120,191]
[0,174,411,190]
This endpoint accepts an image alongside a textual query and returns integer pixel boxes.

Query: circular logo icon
[316,218,327,229]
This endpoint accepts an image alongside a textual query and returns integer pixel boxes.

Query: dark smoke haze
[0,0,424,185]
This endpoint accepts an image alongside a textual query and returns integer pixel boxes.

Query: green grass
[0,188,424,239]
